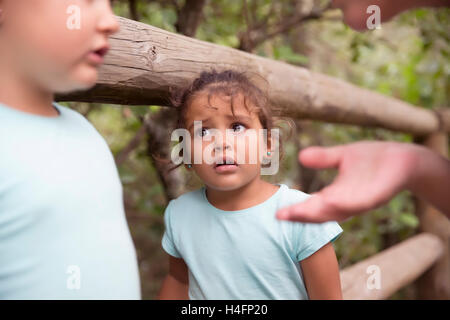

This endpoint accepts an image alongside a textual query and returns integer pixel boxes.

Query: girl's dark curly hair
[168,69,292,170]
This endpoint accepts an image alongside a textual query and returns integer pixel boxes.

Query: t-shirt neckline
[201,183,286,215]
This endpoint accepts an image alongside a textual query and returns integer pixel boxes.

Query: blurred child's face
[184,92,270,192]
[0,0,119,93]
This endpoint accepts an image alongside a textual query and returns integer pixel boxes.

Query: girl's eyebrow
[188,118,211,130]
[226,115,252,122]
[187,115,252,130]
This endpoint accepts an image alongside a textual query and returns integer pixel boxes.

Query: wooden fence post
[414,131,450,299]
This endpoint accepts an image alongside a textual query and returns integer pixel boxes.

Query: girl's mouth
[214,157,238,173]
[214,163,239,173]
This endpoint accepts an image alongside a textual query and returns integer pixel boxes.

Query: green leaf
[398,213,419,228]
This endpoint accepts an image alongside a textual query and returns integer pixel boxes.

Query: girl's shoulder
[277,184,312,208]
[166,187,205,213]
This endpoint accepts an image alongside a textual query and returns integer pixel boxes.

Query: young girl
[158,70,343,300]
[0,0,140,298]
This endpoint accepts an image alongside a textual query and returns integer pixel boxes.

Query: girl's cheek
[235,134,259,165]
[203,140,218,164]
[190,137,204,164]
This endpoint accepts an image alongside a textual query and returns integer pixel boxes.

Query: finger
[299,145,344,169]
[276,194,340,223]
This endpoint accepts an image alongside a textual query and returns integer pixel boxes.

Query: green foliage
[273,45,309,65]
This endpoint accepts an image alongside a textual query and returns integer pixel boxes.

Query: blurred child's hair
[166,69,293,170]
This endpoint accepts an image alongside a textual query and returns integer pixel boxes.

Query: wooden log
[415,132,450,299]
[56,17,448,135]
[340,233,443,300]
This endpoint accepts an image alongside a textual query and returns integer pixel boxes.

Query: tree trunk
[145,108,185,202]
[414,132,450,299]
[175,0,206,37]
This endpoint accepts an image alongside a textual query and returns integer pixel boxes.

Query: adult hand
[276,141,450,223]
[331,0,450,31]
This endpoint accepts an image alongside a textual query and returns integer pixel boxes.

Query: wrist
[403,144,429,194]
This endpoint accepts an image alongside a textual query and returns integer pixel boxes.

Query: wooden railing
[57,17,450,135]
[340,233,443,299]
[58,17,450,299]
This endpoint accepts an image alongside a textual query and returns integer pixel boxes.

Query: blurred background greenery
[60,0,449,299]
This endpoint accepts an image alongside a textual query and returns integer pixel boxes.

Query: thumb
[299,145,344,169]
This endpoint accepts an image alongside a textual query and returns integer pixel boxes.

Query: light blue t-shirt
[0,102,140,299]
[162,184,342,300]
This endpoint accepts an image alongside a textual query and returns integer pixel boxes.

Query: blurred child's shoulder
[54,103,86,120]
[54,103,100,132]
[278,184,312,207]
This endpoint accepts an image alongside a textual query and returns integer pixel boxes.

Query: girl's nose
[215,144,231,152]
[214,139,232,152]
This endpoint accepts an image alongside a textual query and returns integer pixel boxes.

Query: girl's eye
[196,127,210,137]
[231,123,246,133]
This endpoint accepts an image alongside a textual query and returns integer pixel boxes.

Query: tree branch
[175,0,207,37]
[115,119,147,166]
[238,1,333,52]
[128,0,140,21]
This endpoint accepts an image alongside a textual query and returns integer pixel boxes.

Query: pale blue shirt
[0,102,140,299]
[162,184,342,300]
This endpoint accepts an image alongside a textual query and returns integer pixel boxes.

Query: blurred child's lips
[86,45,110,66]
[87,51,104,65]
[95,46,110,57]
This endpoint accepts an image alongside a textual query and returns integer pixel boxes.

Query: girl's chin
[207,178,252,191]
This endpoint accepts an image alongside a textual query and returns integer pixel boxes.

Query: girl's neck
[0,60,57,117]
[205,178,280,211]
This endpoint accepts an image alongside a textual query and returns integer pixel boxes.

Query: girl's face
[0,0,119,93]
[184,92,271,191]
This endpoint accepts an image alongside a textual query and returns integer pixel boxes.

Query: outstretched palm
[277,141,422,222]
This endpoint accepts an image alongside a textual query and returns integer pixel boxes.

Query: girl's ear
[265,127,280,158]
[266,130,272,154]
